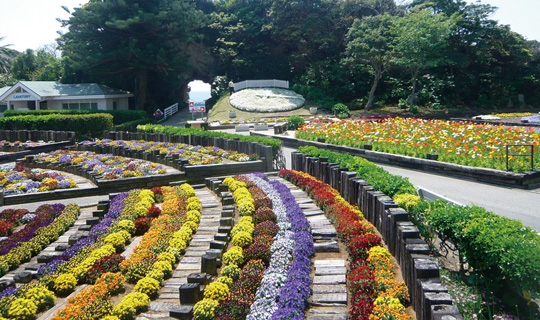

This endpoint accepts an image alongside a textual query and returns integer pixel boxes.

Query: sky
[0,0,539,52]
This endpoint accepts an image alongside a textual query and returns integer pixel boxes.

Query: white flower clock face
[229,88,305,112]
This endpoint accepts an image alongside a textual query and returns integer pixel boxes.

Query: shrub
[232,231,252,248]
[0,113,113,137]
[253,220,279,238]
[204,282,230,302]
[286,115,305,130]
[134,277,161,298]
[3,109,147,125]
[253,207,276,225]
[134,217,153,235]
[332,103,350,119]
[53,273,77,295]
[193,298,219,320]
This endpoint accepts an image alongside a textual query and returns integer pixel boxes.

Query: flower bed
[0,208,30,237]
[521,114,540,124]
[229,88,305,113]
[52,184,199,320]
[295,117,540,173]
[35,150,168,180]
[279,169,411,320]
[194,173,314,320]
[0,190,149,319]
[297,146,540,318]
[0,163,78,195]
[85,139,258,163]
[0,204,80,277]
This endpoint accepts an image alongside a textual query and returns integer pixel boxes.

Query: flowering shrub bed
[0,204,80,276]
[296,117,540,172]
[229,88,305,112]
[85,139,258,164]
[279,169,411,320]
[35,150,167,180]
[0,163,78,195]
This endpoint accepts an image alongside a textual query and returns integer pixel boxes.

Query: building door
[27,101,36,110]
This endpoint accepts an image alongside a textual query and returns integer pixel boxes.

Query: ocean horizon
[189,91,211,103]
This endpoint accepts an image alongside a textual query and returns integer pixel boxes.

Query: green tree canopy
[392,8,457,110]
[345,14,397,110]
[59,0,207,110]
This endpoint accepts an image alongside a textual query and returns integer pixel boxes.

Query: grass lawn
[208,93,316,122]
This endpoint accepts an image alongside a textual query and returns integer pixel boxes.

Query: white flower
[230,88,305,113]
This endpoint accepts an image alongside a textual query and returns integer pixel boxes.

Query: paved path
[137,188,221,320]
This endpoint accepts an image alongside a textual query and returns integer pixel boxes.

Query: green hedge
[424,201,540,298]
[3,109,147,125]
[113,118,151,132]
[0,114,113,137]
[137,124,281,154]
[299,145,540,298]
[298,146,416,197]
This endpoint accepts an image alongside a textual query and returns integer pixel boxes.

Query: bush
[0,113,113,137]
[286,115,305,130]
[114,118,151,131]
[332,103,350,119]
[3,109,147,125]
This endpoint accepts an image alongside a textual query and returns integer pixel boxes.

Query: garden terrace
[0,130,75,163]
[291,149,540,318]
[251,128,540,188]
[293,117,540,174]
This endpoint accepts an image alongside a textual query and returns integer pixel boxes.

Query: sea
[189,91,212,103]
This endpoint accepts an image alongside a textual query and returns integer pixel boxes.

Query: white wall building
[0,81,133,113]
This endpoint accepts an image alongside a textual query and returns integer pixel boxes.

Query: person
[228,81,234,94]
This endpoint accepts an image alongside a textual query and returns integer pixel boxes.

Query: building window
[61,101,99,110]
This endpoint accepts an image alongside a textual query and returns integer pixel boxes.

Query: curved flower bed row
[0,204,80,277]
[295,117,540,173]
[0,163,78,195]
[246,174,313,320]
[193,175,262,320]
[0,208,30,237]
[53,184,199,320]
[229,88,305,112]
[193,173,314,320]
[85,139,258,164]
[35,150,167,180]
[279,169,411,320]
[0,190,144,319]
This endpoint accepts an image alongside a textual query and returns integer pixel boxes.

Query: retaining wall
[292,152,463,320]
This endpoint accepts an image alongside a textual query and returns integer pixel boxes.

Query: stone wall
[291,152,463,320]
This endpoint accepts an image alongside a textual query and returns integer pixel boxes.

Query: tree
[11,48,61,81]
[393,9,457,110]
[0,37,17,74]
[345,14,396,110]
[59,0,207,110]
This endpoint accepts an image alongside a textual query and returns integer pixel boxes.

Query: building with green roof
[0,81,133,113]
